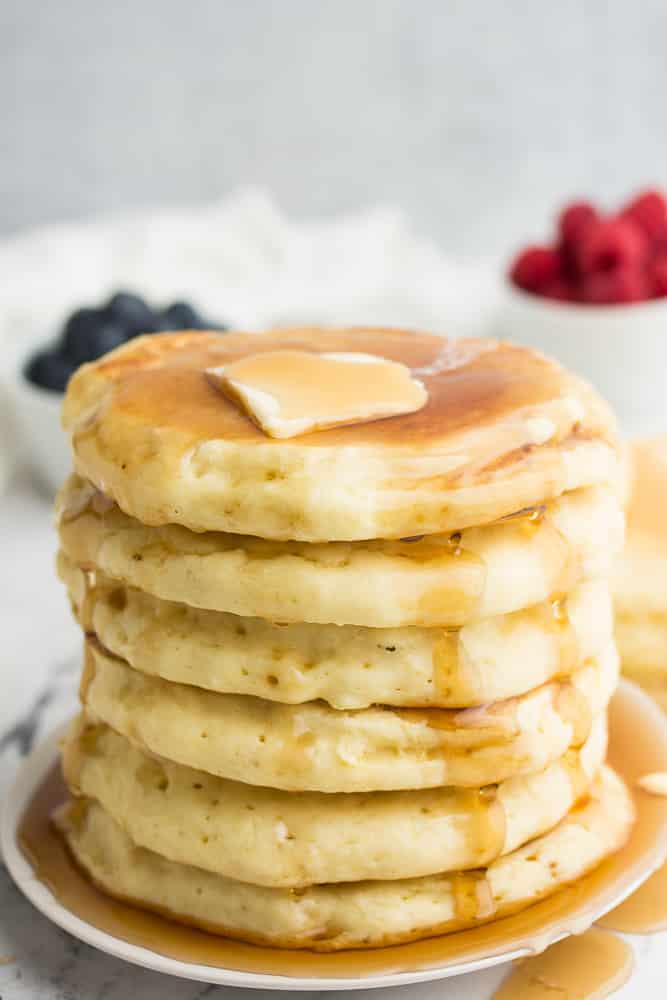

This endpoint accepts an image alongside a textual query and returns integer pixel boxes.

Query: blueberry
[61,308,104,364]
[106,291,159,337]
[25,350,75,392]
[62,308,127,365]
[159,301,204,331]
[92,320,128,357]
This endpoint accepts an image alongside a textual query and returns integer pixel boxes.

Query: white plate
[4,681,667,991]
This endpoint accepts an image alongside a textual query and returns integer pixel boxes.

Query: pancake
[59,552,614,709]
[62,715,607,887]
[616,618,667,676]
[81,642,618,792]
[57,477,622,628]
[613,436,667,707]
[61,328,619,542]
[614,435,667,621]
[55,765,633,951]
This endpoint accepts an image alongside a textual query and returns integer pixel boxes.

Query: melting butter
[205,350,427,438]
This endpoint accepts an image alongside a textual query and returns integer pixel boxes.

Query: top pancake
[62,327,619,541]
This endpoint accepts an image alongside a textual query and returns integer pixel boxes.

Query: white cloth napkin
[0,187,499,351]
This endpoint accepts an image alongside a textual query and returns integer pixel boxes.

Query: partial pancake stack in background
[54,327,633,951]
[615,436,667,710]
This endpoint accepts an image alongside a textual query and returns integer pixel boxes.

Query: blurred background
[3,0,667,492]
[3,0,666,256]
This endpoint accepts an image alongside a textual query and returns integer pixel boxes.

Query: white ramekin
[5,344,71,495]
[497,282,667,436]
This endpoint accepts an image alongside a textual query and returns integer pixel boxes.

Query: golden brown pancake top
[64,328,610,450]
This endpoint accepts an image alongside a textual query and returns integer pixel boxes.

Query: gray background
[3,0,667,257]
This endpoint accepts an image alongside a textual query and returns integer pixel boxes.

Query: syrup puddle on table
[16,683,667,982]
[491,928,634,999]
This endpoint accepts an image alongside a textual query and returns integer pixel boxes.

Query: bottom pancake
[56,766,632,952]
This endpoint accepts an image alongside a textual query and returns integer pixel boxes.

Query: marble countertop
[1,469,666,999]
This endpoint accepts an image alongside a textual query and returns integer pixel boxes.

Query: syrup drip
[416,548,486,624]
[549,596,580,678]
[499,505,547,527]
[562,748,590,805]
[453,870,496,923]
[444,785,507,868]
[59,481,114,524]
[398,665,590,755]
[432,594,579,707]
[494,503,582,610]
[554,679,593,749]
[386,531,487,617]
[77,567,99,634]
[433,629,464,702]
[491,928,634,999]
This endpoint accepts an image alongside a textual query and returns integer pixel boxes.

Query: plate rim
[3,680,667,991]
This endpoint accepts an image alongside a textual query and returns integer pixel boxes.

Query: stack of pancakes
[54,328,633,951]
[615,435,667,710]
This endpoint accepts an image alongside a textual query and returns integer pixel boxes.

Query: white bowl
[497,283,667,436]
[6,344,71,494]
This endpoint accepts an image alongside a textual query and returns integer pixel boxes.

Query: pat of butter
[206,350,428,438]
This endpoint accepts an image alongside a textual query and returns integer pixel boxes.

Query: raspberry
[541,277,574,302]
[510,246,561,292]
[558,201,598,248]
[650,254,667,297]
[581,265,648,304]
[650,222,667,257]
[622,189,667,240]
[577,217,647,275]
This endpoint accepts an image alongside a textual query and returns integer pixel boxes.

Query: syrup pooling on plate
[598,859,667,934]
[597,772,667,933]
